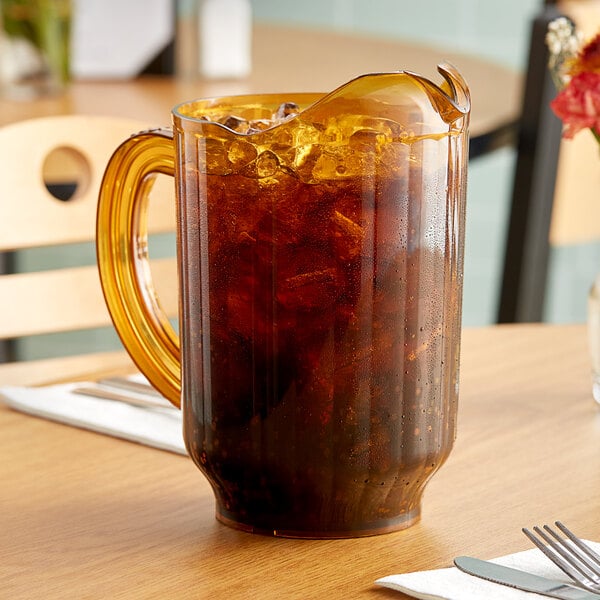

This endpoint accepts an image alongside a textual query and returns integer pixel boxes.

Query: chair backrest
[497,0,600,323]
[0,115,178,385]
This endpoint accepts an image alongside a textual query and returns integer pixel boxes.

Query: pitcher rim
[171,62,470,134]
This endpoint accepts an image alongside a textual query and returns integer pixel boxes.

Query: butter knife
[454,556,600,599]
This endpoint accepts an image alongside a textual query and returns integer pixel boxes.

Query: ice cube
[294,143,323,183]
[331,211,363,261]
[278,267,338,310]
[239,150,280,178]
[274,102,300,121]
[247,119,272,134]
[227,139,258,169]
[255,150,279,178]
[220,114,249,132]
[201,138,232,174]
[349,128,384,152]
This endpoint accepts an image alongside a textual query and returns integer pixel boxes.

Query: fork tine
[553,521,600,577]
[522,527,586,583]
[523,523,600,592]
[536,525,600,582]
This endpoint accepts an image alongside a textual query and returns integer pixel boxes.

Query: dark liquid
[177,99,462,537]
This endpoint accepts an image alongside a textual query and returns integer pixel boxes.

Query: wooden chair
[0,115,178,386]
[497,0,600,322]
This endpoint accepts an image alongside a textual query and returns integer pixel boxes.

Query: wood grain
[0,258,177,339]
[1,323,599,599]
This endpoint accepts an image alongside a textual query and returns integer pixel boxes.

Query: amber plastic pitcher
[96,64,470,538]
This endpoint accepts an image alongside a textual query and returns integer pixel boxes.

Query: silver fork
[523,521,600,593]
[71,376,177,413]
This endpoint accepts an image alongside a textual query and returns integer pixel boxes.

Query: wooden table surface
[2,323,600,599]
[0,23,520,139]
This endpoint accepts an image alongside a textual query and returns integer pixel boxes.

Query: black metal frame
[497,3,565,322]
[0,252,14,362]
[469,120,519,160]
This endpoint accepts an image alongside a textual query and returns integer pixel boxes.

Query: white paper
[376,542,600,599]
[0,381,186,455]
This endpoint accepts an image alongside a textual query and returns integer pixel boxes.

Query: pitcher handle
[96,128,181,407]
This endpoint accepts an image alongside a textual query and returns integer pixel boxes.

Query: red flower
[571,32,600,74]
[550,71,600,138]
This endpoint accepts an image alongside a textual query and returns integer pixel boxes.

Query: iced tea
[174,82,465,537]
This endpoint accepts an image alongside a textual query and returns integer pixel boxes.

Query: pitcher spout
[405,62,471,126]
[292,63,471,145]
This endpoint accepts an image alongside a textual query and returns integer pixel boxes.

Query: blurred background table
[0,23,520,143]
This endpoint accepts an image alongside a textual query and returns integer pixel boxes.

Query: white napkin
[0,380,186,455]
[376,541,600,599]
